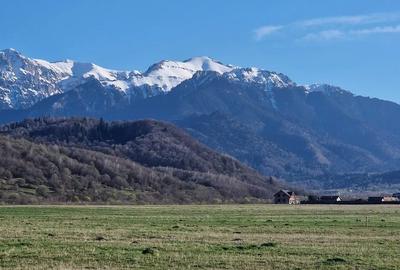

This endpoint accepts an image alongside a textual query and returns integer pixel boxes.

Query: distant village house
[368,196,399,203]
[320,195,342,203]
[274,190,300,204]
[274,191,400,205]
[393,193,400,199]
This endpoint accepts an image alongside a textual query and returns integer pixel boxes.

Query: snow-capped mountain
[0,48,296,109]
[2,48,400,191]
[0,49,233,109]
[0,49,66,109]
[0,48,128,109]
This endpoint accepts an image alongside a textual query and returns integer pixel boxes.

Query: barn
[274,190,300,204]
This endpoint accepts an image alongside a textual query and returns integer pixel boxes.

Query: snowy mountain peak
[224,67,295,89]
[137,56,235,91]
[0,48,22,56]
[146,56,233,74]
[0,48,27,69]
[304,84,352,95]
[183,56,235,73]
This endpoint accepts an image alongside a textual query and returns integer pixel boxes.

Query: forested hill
[0,118,283,204]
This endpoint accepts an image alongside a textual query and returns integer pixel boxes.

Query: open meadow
[0,205,399,269]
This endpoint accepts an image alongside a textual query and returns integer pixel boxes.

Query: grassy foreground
[0,205,399,269]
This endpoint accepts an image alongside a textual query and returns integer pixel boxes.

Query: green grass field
[0,205,399,269]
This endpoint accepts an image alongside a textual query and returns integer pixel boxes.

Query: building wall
[274,192,290,204]
[274,193,300,204]
[274,197,289,204]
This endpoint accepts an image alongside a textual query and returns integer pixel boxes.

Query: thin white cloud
[254,25,283,40]
[302,30,345,41]
[351,24,400,35]
[300,24,400,41]
[300,13,400,27]
[254,12,400,42]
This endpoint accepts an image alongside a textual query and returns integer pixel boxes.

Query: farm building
[368,196,399,203]
[274,190,300,204]
[320,196,342,203]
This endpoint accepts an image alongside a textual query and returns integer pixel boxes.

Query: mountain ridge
[2,49,400,191]
[0,49,300,110]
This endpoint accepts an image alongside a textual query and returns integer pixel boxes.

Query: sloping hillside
[0,118,282,204]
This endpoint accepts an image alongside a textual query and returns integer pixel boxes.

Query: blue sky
[1,0,400,102]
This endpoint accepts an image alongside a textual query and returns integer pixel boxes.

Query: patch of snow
[304,84,351,95]
[104,80,130,91]
[33,59,73,76]
[267,88,278,110]
[224,68,295,89]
